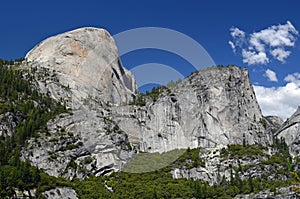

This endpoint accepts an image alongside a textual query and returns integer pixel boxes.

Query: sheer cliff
[276,107,300,157]
[19,28,273,180]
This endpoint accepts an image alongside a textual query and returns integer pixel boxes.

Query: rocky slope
[265,115,284,133]
[0,112,23,137]
[42,187,78,199]
[20,27,273,181]
[234,184,300,199]
[276,107,300,157]
[22,27,137,178]
[171,144,288,185]
[112,66,273,154]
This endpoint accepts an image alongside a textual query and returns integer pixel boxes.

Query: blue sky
[1,0,300,119]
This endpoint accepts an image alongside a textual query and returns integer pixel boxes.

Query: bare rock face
[265,116,284,132]
[113,66,273,153]
[25,27,137,107]
[234,184,300,199]
[0,112,23,137]
[276,107,300,156]
[22,110,132,179]
[42,187,78,199]
[22,28,136,179]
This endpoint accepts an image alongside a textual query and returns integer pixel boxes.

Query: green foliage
[0,58,23,66]
[166,78,182,89]
[0,59,298,198]
[73,175,112,199]
[67,159,78,170]
[100,169,291,199]
[222,143,294,183]
[123,148,205,173]
[145,86,170,102]
[59,142,83,152]
[83,156,94,164]
[0,60,67,197]
[0,62,66,145]
[0,162,41,198]
[129,95,146,106]
[221,144,266,159]
[173,147,205,168]
[130,85,171,106]
[123,149,185,173]
[259,118,268,128]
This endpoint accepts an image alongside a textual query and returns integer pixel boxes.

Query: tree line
[0,59,66,197]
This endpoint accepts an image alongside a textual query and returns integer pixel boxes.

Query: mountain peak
[25,27,137,108]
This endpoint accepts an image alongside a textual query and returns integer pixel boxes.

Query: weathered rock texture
[42,187,78,199]
[22,110,132,179]
[235,184,300,199]
[276,107,300,157]
[21,27,273,180]
[0,112,23,137]
[265,116,284,131]
[26,27,137,107]
[112,66,273,153]
[22,28,136,179]
[171,146,286,185]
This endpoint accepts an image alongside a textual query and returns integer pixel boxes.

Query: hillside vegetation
[0,59,67,197]
[0,59,299,198]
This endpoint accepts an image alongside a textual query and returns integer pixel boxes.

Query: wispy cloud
[228,41,236,53]
[230,27,246,39]
[264,69,278,82]
[270,48,291,62]
[229,21,298,65]
[242,50,269,65]
[284,72,300,85]
[229,27,245,53]
[254,72,300,119]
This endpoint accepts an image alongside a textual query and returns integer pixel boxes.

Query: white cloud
[228,41,236,52]
[270,48,291,62]
[254,72,300,119]
[265,69,278,82]
[229,21,298,65]
[230,27,245,39]
[229,27,245,50]
[284,72,300,85]
[250,21,297,48]
[242,49,269,65]
[249,36,266,52]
